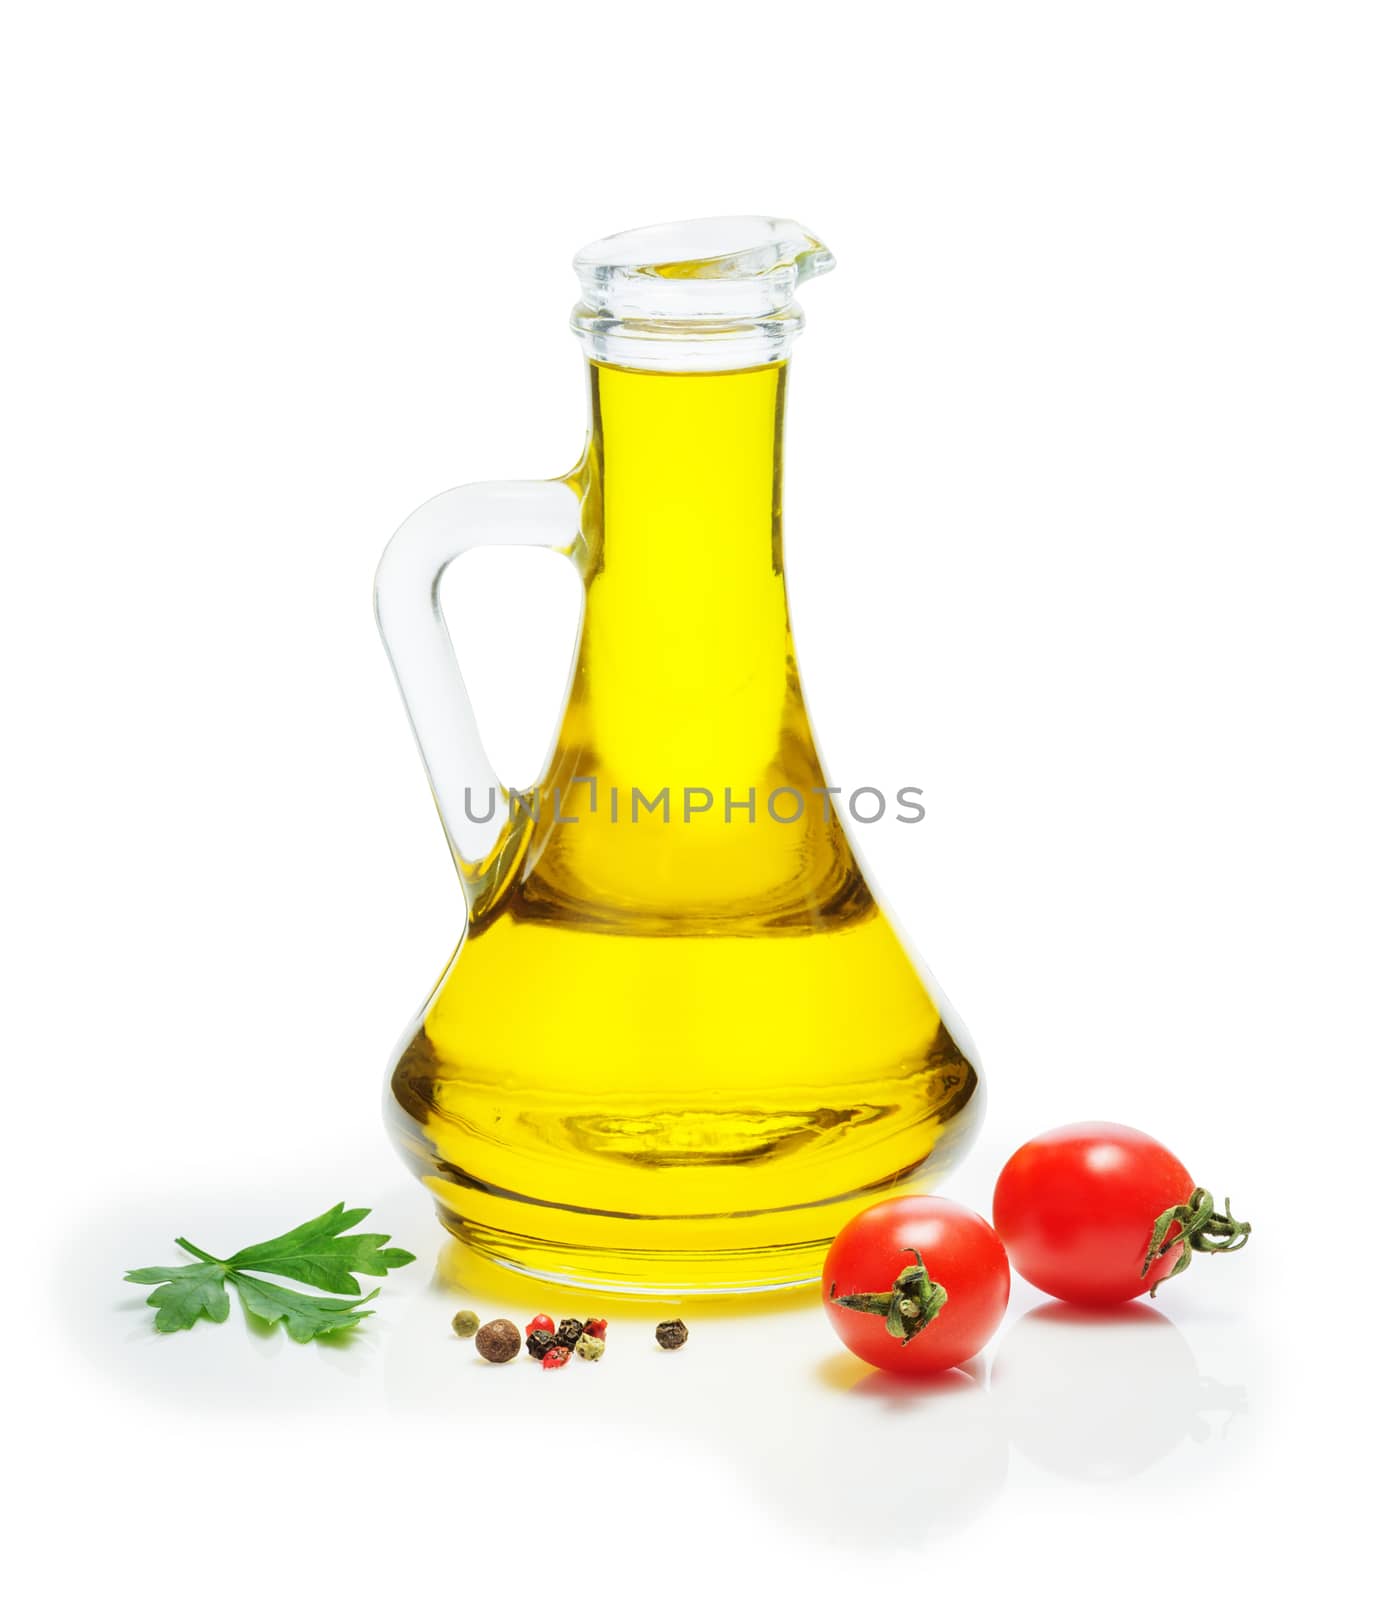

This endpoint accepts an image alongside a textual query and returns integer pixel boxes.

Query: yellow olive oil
[386,360,981,1292]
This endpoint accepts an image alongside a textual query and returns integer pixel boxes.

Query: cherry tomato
[822,1196,1010,1375]
[992,1122,1199,1305]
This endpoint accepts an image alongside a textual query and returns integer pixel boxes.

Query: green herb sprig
[125,1203,416,1342]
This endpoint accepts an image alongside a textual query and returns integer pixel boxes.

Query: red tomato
[822,1196,1010,1375]
[992,1122,1195,1305]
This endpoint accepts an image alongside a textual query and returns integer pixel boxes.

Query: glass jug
[375,217,982,1293]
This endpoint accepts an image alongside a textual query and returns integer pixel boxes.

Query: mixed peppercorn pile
[453,1308,689,1365]
[523,1312,606,1367]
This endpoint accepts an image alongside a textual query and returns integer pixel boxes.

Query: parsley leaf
[125,1261,232,1333]
[225,1202,415,1293]
[125,1203,415,1341]
[230,1277,379,1342]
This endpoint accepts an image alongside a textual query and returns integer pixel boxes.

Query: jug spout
[572,215,834,370]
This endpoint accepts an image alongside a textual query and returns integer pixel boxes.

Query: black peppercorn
[475,1318,522,1363]
[555,1317,585,1348]
[526,1327,556,1360]
[655,1318,689,1350]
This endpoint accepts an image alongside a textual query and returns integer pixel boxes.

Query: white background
[3,4,1377,1595]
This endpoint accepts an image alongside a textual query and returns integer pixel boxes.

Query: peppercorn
[451,1308,481,1339]
[525,1313,555,1338]
[474,1318,522,1363]
[542,1345,572,1369]
[575,1332,605,1362]
[583,1317,608,1341]
[526,1327,556,1360]
[655,1318,689,1350]
[555,1317,585,1348]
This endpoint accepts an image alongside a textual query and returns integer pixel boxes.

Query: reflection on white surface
[991,1301,1247,1482]
[756,1359,1008,1544]
[377,1240,1252,1543]
[82,1183,1256,1552]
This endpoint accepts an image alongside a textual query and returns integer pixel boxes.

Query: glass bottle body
[385,359,981,1293]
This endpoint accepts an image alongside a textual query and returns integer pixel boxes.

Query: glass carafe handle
[374,478,581,874]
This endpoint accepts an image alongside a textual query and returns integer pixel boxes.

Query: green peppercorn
[574,1332,606,1362]
[526,1327,556,1360]
[475,1318,522,1363]
[555,1317,585,1348]
[451,1309,481,1339]
[655,1318,689,1350]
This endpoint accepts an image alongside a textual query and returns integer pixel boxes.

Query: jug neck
[572,357,801,778]
[585,357,785,577]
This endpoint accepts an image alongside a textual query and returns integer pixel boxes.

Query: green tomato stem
[1141,1187,1251,1297]
[830,1246,948,1345]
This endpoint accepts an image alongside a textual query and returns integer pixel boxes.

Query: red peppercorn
[525,1314,555,1337]
[541,1345,572,1370]
[584,1318,608,1340]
